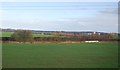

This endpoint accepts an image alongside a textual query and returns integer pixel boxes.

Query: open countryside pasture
[0,32,14,37]
[0,32,55,37]
[2,43,118,68]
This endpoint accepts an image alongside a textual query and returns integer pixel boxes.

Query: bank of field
[2,43,118,68]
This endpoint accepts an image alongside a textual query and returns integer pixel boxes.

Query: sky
[0,2,118,33]
[0,0,119,2]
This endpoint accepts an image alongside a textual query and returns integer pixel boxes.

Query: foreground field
[2,43,118,68]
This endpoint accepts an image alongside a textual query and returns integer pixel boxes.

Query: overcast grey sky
[0,2,118,33]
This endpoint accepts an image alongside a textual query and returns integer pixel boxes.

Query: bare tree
[11,30,34,43]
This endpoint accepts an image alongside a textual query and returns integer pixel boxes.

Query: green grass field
[0,32,56,37]
[0,32,14,37]
[2,43,118,68]
[0,32,65,37]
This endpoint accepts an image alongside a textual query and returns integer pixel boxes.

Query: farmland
[0,32,14,37]
[0,32,56,37]
[2,43,118,68]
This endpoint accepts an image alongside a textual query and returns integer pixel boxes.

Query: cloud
[1,2,118,33]
[49,8,118,32]
[100,8,118,14]
[0,10,4,27]
[0,0,119,2]
[1,9,118,33]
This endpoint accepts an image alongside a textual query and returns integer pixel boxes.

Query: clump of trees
[11,30,33,43]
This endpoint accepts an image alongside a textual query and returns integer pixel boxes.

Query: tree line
[1,30,119,43]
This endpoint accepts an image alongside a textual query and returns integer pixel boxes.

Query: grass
[0,32,14,37]
[2,43,118,68]
[0,32,58,37]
